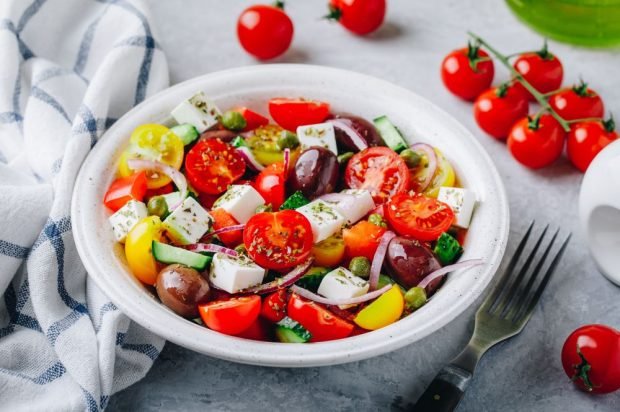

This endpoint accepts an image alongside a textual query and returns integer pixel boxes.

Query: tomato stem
[495,82,509,98]
[572,78,591,97]
[273,0,285,10]
[603,114,616,133]
[325,5,342,21]
[571,345,595,392]
[536,39,553,60]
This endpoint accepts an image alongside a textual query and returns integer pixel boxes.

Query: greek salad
[104,92,482,343]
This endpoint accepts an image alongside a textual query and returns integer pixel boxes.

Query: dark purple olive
[156,264,211,318]
[288,147,339,199]
[331,114,383,152]
[385,236,442,294]
[200,129,237,143]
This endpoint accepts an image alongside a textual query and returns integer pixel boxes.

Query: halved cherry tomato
[513,44,563,101]
[312,235,345,267]
[254,162,286,209]
[145,183,174,201]
[345,146,410,204]
[354,285,404,330]
[210,208,244,247]
[233,107,270,132]
[184,138,246,194]
[549,81,604,121]
[244,210,314,270]
[441,44,495,101]
[386,192,454,241]
[474,84,529,140]
[125,216,163,285]
[104,171,147,212]
[423,149,456,198]
[261,289,288,323]
[287,294,354,342]
[567,119,618,172]
[268,98,330,132]
[343,220,386,261]
[246,124,301,166]
[235,317,272,341]
[507,114,566,169]
[199,295,261,336]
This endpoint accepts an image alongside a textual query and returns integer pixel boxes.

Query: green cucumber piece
[230,135,248,148]
[373,115,408,153]
[295,266,328,292]
[152,241,211,271]
[171,124,199,146]
[433,232,463,265]
[275,317,311,343]
[279,191,310,211]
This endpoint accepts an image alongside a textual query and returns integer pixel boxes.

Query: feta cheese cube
[209,253,266,293]
[163,197,213,245]
[317,267,370,308]
[331,189,375,224]
[108,200,147,243]
[438,187,476,229]
[213,185,265,224]
[297,199,345,243]
[161,192,183,210]
[296,122,338,155]
[171,92,221,133]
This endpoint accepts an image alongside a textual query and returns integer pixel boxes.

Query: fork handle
[412,365,472,412]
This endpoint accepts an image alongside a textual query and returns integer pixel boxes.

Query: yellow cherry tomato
[119,124,184,189]
[247,124,300,166]
[125,216,163,285]
[311,235,345,267]
[424,148,456,198]
[354,285,404,330]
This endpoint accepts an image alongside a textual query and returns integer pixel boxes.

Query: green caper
[147,196,168,218]
[368,213,387,228]
[349,256,371,278]
[276,131,299,150]
[255,203,273,213]
[399,149,421,168]
[220,110,247,131]
[337,152,354,165]
[404,286,427,310]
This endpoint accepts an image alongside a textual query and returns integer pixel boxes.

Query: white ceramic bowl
[72,65,509,367]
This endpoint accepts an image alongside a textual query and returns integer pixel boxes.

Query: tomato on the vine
[327,0,386,35]
[441,43,495,101]
[184,138,246,195]
[513,42,563,101]
[385,192,454,241]
[473,83,529,140]
[549,81,605,121]
[237,4,294,60]
[567,118,618,172]
[507,114,566,169]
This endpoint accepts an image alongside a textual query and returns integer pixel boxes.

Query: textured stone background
[108,1,620,410]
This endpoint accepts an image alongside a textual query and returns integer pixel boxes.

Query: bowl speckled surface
[71,65,509,367]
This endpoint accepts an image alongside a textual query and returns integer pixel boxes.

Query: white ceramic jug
[579,139,620,286]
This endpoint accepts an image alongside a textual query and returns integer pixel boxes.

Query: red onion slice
[369,230,397,291]
[283,148,291,172]
[236,146,265,172]
[290,284,392,306]
[409,143,438,192]
[127,159,187,210]
[241,258,314,295]
[186,243,239,257]
[328,118,369,151]
[204,224,245,238]
[418,259,484,290]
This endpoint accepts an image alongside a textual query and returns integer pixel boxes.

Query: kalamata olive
[156,264,211,318]
[385,236,442,294]
[288,147,339,199]
[200,129,237,143]
[331,114,383,152]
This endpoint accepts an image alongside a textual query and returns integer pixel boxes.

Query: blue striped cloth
[0,1,168,410]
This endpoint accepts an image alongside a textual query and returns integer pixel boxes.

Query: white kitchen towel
[0,0,168,410]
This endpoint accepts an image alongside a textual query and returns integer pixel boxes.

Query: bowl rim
[72,64,510,367]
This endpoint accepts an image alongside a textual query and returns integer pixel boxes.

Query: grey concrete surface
[108,1,620,410]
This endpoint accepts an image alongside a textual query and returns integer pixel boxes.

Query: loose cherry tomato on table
[287,294,354,342]
[199,295,262,336]
[237,3,293,60]
[326,0,386,36]
[441,43,495,101]
[209,208,244,247]
[261,289,288,323]
[474,83,529,140]
[184,138,246,195]
[104,171,147,212]
[345,146,410,204]
[254,162,286,209]
[343,220,386,261]
[561,324,620,394]
[567,118,618,172]
[268,98,331,132]
[513,42,563,101]
[385,192,454,241]
[232,107,270,131]
[507,114,566,169]
[549,81,605,121]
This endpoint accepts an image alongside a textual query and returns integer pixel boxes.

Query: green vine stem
[467,32,571,132]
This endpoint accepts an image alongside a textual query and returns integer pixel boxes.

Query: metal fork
[413,222,571,412]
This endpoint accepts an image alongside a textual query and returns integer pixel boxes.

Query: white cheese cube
[209,253,266,293]
[297,199,345,243]
[161,192,183,210]
[171,92,221,133]
[108,200,148,243]
[317,267,370,309]
[296,122,338,155]
[438,187,476,229]
[213,185,265,224]
[163,197,213,245]
[332,189,375,224]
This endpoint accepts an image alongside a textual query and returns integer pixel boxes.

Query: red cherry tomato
[184,138,246,195]
[234,317,272,341]
[513,45,563,101]
[254,162,286,209]
[567,120,618,172]
[103,171,147,212]
[473,84,529,140]
[385,192,455,241]
[261,289,288,323]
[268,98,331,132]
[243,210,314,270]
[327,0,386,35]
[198,295,261,336]
[233,107,270,131]
[549,82,605,121]
[237,4,293,60]
[343,220,386,261]
[561,324,620,394]
[441,45,495,101]
[287,294,354,342]
[209,208,244,247]
[507,114,566,169]
[345,146,410,204]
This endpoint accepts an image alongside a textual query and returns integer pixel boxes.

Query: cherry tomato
[243,210,314,270]
[184,138,246,195]
[549,81,605,121]
[103,171,147,212]
[209,208,244,247]
[268,98,331,132]
[287,294,354,342]
[125,216,163,285]
[386,192,454,241]
[354,285,404,330]
[423,148,456,198]
[233,107,270,131]
[254,162,286,209]
[513,44,563,101]
[473,84,529,140]
[261,289,288,323]
[343,220,386,261]
[345,146,410,204]
[145,183,174,201]
[311,235,345,267]
[237,4,293,60]
[567,119,618,172]
[235,317,272,341]
[327,0,386,36]
[441,44,495,101]
[507,114,566,169]
[561,324,620,394]
[199,295,261,336]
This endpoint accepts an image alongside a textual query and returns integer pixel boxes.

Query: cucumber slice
[433,232,463,265]
[279,190,310,211]
[275,317,311,343]
[295,266,328,292]
[152,241,211,271]
[373,115,408,153]
[170,124,199,146]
